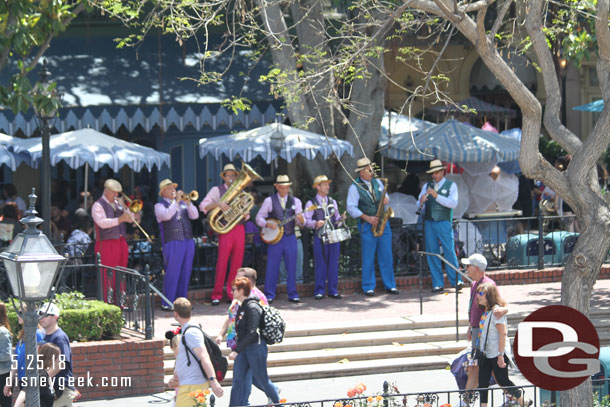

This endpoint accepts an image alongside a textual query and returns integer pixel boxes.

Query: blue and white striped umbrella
[0,133,31,170]
[378,111,436,160]
[199,123,354,163]
[573,99,604,112]
[380,120,520,163]
[9,128,169,171]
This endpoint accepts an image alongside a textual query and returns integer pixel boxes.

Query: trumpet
[115,197,152,243]
[120,192,143,213]
[182,190,199,203]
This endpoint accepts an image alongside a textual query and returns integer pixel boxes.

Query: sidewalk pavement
[80,277,610,405]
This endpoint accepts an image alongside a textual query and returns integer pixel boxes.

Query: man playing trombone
[91,179,137,304]
[155,179,199,311]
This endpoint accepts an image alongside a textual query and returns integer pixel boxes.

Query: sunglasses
[477,291,485,296]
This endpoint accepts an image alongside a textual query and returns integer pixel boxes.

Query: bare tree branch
[490,0,513,41]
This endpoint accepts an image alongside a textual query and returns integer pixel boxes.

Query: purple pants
[313,236,340,296]
[162,239,195,307]
[265,234,297,300]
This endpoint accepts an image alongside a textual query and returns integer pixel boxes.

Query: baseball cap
[38,303,60,317]
[461,253,487,271]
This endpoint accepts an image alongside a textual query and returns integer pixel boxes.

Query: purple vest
[95,198,127,241]
[312,196,339,227]
[270,194,295,236]
[218,183,228,197]
[159,200,193,243]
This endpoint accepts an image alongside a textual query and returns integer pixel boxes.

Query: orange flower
[347,389,356,398]
[360,383,367,391]
[375,395,383,401]
[279,398,287,404]
[423,404,432,407]
[335,402,344,407]
[196,390,205,398]
[204,389,211,396]
[356,385,365,394]
[188,391,197,398]
[367,396,374,402]
[197,396,206,402]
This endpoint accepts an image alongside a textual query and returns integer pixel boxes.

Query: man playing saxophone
[155,179,199,311]
[91,179,136,304]
[346,158,398,297]
[417,159,462,293]
[200,164,246,306]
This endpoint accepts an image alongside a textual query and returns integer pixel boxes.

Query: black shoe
[268,298,274,305]
[288,298,300,303]
[365,290,375,297]
[431,286,444,293]
[211,299,221,306]
[314,294,324,300]
[161,304,172,311]
[329,294,342,299]
[385,288,399,295]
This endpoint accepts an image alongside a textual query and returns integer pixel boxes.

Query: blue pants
[424,219,461,288]
[279,238,303,283]
[230,341,279,407]
[358,221,396,292]
[313,236,340,296]
[265,234,298,300]
[162,239,195,307]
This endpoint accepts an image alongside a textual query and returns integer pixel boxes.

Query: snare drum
[322,228,351,244]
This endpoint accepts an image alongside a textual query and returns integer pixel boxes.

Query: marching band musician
[255,175,305,303]
[200,164,246,306]
[91,179,136,304]
[155,179,199,311]
[304,175,343,300]
[346,158,399,297]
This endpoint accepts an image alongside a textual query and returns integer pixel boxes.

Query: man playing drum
[200,164,246,306]
[256,175,305,303]
[304,175,345,300]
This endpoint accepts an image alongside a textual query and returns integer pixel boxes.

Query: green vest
[424,179,454,221]
[353,177,382,216]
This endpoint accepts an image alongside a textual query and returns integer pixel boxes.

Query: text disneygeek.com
[7,373,132,389]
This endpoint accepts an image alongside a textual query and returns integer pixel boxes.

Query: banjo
[260,205,317,244]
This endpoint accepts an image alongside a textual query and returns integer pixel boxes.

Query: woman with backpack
[228,277,280,407]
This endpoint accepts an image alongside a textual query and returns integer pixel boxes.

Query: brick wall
[71,337,165,400]
[165,264,610,302]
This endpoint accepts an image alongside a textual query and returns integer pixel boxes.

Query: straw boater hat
[312,175,332,188]
[426,159,445,174]
[221,164,238,176]
[274,175,292,185]
[104,179,122,193]
[354,158,374,173]
[158,179,178,196]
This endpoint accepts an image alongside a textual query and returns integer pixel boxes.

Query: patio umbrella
[0,133,31,171]
[198,123,354,163]
[573,99,604,112]
[9,128,170,172]
[378,111,436,160]
[384,120,520,163]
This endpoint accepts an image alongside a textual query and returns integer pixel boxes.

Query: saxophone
[372,177,394,237]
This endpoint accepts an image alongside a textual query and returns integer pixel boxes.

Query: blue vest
[424,179,454,221]
[158,200,193,243]
[353,177,382,216]
[270,194,295,235]
[95,198,126,241]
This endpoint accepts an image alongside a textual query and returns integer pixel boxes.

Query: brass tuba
[209,162,263,234]
[372,177,394,237]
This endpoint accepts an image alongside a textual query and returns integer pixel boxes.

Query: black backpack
[182,325,228,382]
[258,303,286,345]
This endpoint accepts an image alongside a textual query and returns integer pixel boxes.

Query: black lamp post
[0,189,67,407]
[33,59,60,238]
[559,56,568,125]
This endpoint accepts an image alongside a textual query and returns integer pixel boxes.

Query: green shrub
[6,292,123,342]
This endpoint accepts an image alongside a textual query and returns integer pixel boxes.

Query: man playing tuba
[155,179,199,311]
[200,164,247,305]
[347,158,398,297]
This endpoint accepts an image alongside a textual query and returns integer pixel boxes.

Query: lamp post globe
[0,188,67,407]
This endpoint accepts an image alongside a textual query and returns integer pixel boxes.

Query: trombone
[115,193,152,243]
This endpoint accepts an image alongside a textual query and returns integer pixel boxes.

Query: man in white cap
[256,175,305,303]
[38,303,77,406]
[417,159,462,293]
[156,179,199,311]
[461,253,507,391]
[347,158,398,297]
[200,164,246,305]
[304,175,345,299]
[91,179,135,304]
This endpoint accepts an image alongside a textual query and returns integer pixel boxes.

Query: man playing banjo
[304,175,345,300]
[255,175,305,303]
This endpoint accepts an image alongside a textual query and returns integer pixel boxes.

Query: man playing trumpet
[155,179,199,311]
[200,164,246,306]
[91,179,136,304]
